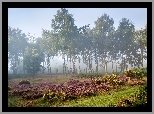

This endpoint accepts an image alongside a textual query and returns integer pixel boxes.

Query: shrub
[22,91,43,100]
[124,68,147,79]
[100,74,119,86]
[127,78,146,86]
[93,74,130,86]
[8,86,12,91]
[42,89,66,103]
[19,80,30,85]
[141,77,147,81]
[124,70,138,78]
[117,76,130,85]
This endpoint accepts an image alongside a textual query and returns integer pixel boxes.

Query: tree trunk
[121,54,124,72]
[104,58,107,74]
[43,62,44,73]
[112,61,113,70]
[70,55,72,75]
[116,63,117,73]
[13,55,18,75]
[123,57,126,71]
[78,57,80,74]
[141,48,143,67]
[103,53,107,75]
[47,56,50,75]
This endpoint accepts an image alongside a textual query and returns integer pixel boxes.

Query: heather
[8,68,147,107]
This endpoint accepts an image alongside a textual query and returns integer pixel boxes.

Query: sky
[8,8,147,38]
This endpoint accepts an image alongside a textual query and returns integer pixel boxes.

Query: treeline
[8,8,147,76]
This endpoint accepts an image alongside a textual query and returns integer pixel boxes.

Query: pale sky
[8,8,147,38]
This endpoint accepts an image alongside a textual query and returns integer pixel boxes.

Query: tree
[8,26,28,74]
[115,18,135,71]
[134,25,147,67]
[41,30,56,74]
[51,8,77,75]
[50,8,90,75]
[23,45,43,76]
[81,28,94,74]
[93,13,115,74]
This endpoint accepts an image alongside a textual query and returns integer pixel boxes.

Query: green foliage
[8,26,29,74]
[93,13,115,74]
[134,25,147,67]
[19,80,30,85]
[132,68,147,77]
[51,8,81,55]
[23,46,43,76]
[115,18,135,54]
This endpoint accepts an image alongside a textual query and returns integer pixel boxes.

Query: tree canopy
[8,8,147,76]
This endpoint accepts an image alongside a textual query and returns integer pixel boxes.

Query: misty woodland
[8,8,147,107]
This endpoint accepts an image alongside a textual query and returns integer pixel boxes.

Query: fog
[8,54,147,75]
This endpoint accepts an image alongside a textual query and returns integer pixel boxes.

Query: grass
[8,96,27,107]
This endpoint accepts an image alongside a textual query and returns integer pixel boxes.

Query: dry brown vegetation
[8,74,92,87]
